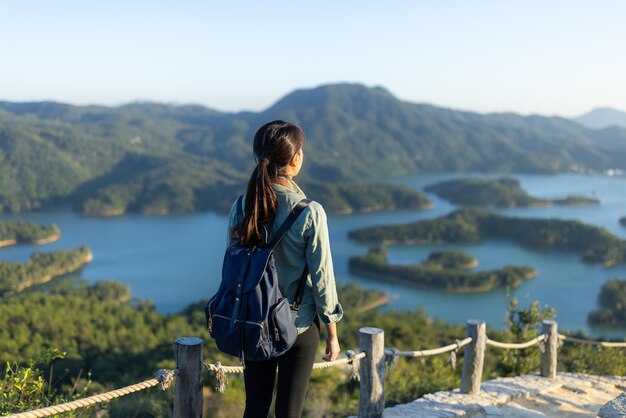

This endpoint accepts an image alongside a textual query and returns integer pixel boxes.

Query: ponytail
[237,159,278,245]
[235,121,304,246]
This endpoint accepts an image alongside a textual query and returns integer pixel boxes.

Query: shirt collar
[272,177,306,197]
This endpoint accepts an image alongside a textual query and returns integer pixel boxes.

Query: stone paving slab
[379,373,625,417]
[599,393,626,417]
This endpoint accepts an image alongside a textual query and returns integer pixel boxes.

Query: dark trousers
[243,321,320,418]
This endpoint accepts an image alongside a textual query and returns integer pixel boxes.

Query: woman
[228,120,343,418]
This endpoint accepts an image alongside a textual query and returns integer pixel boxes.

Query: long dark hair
[235,120,304,246]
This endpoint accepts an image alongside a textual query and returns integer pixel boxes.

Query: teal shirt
[227,180,344,334]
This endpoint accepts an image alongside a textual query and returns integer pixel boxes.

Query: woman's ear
[289,154,299,168]
[285,148,303,178]
[289,150,301,167]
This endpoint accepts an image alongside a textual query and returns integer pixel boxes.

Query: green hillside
[1,84,626,214]
[1,280,623,417]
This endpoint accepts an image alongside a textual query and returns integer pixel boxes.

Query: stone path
[381,373,625,417]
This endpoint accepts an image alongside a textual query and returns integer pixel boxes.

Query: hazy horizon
[3,82,625,120]
[2,1,626,118]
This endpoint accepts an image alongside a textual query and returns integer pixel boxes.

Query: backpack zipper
[273,321,280,341]
[271,311,280,341]
[213,314,267,340]
[271,299,289,342]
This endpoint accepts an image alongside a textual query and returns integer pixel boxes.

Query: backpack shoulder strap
[291,265,309,312]
[235,195,244,222]
[269,199,312,311]
[267,199,311,249]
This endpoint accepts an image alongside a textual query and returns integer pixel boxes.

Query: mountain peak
[574,107,626,129]
[266,83,396,113]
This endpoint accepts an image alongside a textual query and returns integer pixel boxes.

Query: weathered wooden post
[174,337,203,418]
[540,320,558,379]
[460,319,486,395]
[358,327,385,418]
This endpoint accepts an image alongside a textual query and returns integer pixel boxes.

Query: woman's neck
[272,176,293,190]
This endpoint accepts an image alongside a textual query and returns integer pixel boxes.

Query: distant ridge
[2,83,626,214]
[574,107,626,129]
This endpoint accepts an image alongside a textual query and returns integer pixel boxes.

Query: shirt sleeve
[304,202,344,324]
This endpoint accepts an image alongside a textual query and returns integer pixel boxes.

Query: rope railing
[381,334,546,359]
[369,319,624,407]
[559,334,626,348]
[486,334,546,349]
[3,369,176,418]
[7,322,626,418]
[199,334,503,386]
[203,361,244,374]
[198,327,626,396]
[203,350,367,375]
[194,322,626,417]
[312,351,367,369]
[6,348,367,417]
[203,350,367,392]
[384,337,473,358]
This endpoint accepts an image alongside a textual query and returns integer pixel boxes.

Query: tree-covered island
[620,216,626,227]
[348,208,626,267]
[0,221,60,248]
[349,247,535,292]
[0,246,93,297]
[424,177,599,208]
[424,250,478,269]
[588,279,626,326]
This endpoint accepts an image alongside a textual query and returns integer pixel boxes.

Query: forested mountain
[2,84,626,214]
[575,107,626,129]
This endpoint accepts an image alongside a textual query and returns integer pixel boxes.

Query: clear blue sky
[2,1,625,116]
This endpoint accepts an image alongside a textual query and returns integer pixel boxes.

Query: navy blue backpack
[205,196,311,362]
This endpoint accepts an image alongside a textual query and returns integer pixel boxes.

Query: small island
[424,177,599,208]
[348,208,626,267]
[620,216,626,227]
[0,246,93,297]
[423,250,478,269]
[0,221,60,248]
[349,247,535,292]
[588,279,626,326]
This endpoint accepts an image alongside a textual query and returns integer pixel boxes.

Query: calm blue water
[1,173,625,337]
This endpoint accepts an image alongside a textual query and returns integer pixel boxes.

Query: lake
[1,173,625,337]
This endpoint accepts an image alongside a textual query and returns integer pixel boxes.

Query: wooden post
[358,327,385,418]
[174,337,203,418]
[540,320,558,379]
[460,320,486,395]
